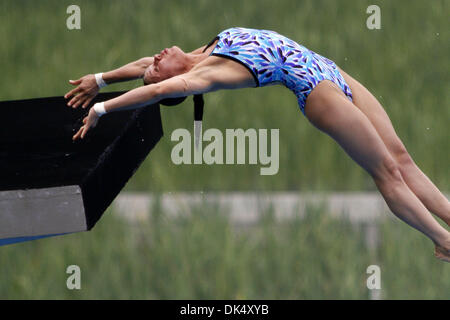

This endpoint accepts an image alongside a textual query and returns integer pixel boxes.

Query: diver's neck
[185,52,209,71]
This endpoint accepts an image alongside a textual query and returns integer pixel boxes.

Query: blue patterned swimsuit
[206,27,353,115]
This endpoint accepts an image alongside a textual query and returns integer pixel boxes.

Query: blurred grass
[0,203,448,299]
[0,0,448,192]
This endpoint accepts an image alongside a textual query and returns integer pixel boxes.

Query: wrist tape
[93,102,106,116]
[95,73,107,88]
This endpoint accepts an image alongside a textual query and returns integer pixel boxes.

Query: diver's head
[143,46,188,85]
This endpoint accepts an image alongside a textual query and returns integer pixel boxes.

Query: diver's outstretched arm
[101,56,155,84]
[65,56,155,109]
[72,56,255,141]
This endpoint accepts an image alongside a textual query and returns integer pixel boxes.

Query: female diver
[65,27,450,262]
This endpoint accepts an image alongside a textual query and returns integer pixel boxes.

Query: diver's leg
[338,67,450,225]
[304,81,450,262]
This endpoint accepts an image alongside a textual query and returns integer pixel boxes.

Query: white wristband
[95,73,107,88]
[93,102,107,117]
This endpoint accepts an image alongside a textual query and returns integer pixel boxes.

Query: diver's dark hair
[159,97,187,106]
[159,94,204,122]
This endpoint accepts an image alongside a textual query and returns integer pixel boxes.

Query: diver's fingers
[65,86,82,100]
[82,96,94,109]
[72,125,84,141]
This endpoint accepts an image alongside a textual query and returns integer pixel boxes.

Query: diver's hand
[72,107,100,141]
[65,74,100,109]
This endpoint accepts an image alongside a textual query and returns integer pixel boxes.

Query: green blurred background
[0,0,448,299]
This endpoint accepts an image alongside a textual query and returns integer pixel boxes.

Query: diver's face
[143,46,186,84]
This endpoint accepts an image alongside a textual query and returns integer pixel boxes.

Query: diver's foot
[434,240,450,263]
